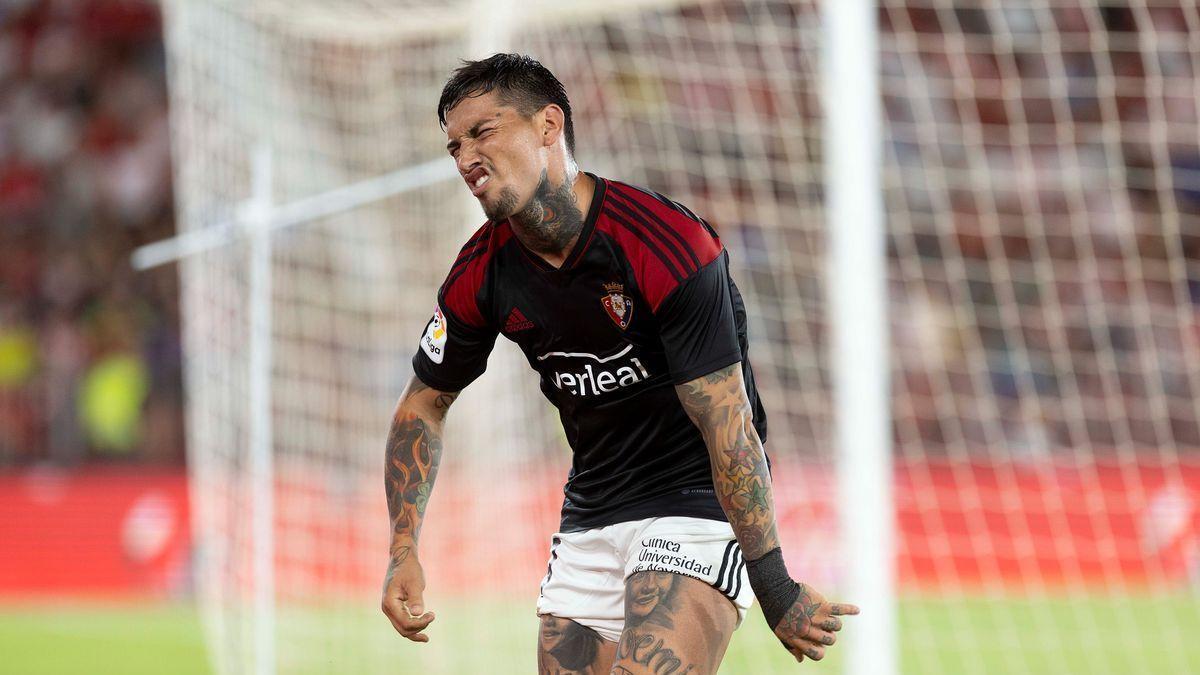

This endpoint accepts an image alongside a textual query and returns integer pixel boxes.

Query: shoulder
[598,179,723,310]
[439,220,513,327]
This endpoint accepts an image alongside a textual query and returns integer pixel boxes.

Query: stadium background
[1,1,1199,674]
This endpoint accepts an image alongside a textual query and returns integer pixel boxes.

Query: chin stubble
[484,186,521,222]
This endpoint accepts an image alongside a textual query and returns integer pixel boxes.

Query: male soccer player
[381,53,859,672]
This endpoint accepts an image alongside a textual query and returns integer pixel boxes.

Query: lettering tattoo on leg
[616,573,698,674]
[614,631,696,675]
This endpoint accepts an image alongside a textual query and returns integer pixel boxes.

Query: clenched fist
[381,545,436,643]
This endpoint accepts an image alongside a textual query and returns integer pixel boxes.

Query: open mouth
[466,167,490,196]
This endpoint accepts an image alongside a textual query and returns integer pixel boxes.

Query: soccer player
[381,53,859,672]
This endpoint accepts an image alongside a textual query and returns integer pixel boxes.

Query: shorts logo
[634,538,714,576]
[421,305,448,364]
[601,281,633,330]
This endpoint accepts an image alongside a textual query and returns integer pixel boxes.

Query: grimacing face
[444,89,550,222]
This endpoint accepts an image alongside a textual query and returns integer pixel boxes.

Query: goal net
[161,1,1199,673]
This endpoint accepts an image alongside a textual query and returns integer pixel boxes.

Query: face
[627,571,675,619]
[444,90,549,222]
[540,615,568,650]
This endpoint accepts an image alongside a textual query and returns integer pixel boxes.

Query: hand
[772,583,859,663]
[380,544,435,642]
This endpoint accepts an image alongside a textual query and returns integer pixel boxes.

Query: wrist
[389,538,418,561]
[745,547,801,630]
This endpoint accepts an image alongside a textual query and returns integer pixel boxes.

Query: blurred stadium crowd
[879,4,1200,457]
[0,0,181,464]
[1,1,1198,468]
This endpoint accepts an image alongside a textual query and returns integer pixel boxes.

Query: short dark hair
[437,53,575,156]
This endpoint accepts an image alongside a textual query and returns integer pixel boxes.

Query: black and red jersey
[412,173,767,532]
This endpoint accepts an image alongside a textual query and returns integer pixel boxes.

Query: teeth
[473,175,489,189]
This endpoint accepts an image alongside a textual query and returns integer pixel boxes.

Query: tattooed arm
[380,375,459,643]
[675,363,858,662]
[674,363,777,558]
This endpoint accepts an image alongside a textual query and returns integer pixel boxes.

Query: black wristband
[745,547,801,630]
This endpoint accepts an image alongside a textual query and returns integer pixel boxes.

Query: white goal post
[141,1,1199,674]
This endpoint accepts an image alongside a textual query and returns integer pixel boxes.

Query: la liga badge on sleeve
[602,282,633,330]
[420,304,448,363]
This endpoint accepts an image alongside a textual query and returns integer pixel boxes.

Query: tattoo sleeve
[674,363,780,560]
[385,378,458,558]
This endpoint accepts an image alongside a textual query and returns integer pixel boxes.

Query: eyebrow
[446,116,499,152]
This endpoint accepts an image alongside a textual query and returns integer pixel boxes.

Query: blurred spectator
[0,0,181,465]
[2,0,1198,466]
[878,1,1200,455]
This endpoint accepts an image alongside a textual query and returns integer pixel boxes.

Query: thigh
[611,572,737,675]
[538,614,618,675]
[536,531,627,642]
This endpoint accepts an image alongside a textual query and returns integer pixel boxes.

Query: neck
[509,168,593,268]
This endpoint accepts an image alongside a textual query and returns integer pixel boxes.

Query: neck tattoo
[511,169,584,256]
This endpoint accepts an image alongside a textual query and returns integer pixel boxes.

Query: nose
[456,143,480,176]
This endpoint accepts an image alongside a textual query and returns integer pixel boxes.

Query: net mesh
[165,1,1199,673]
[882,3,1200,672]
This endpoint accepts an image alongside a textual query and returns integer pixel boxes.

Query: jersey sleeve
[604,181,725,313]
[655,249,743,384]
[411,299,497,392]
[410,225,500,391]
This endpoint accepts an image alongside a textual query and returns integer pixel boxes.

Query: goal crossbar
[131,156,459,270]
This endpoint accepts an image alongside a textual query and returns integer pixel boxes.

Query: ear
[538,104,565,149]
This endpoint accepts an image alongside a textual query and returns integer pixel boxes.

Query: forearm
[675,364,780,560]
[677,364,810,630]
[708,409,780,560]
[384,380,456,560]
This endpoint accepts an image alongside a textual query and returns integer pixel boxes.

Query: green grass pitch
[2,594,1197,674]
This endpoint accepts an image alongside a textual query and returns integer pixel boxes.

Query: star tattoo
[724,444,756,474]
[746,483,771,512]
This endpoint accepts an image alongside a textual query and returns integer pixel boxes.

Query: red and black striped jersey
[413,173,768,531]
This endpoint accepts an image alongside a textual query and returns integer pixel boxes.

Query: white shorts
[535,516,755,642]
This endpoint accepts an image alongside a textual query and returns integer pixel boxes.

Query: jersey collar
[513,172,607,274]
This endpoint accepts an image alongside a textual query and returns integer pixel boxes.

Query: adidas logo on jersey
[504,307,535,332]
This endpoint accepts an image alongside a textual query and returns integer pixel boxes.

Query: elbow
[696,404,759,456]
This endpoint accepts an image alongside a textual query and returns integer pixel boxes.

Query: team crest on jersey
[601,282,633,330]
